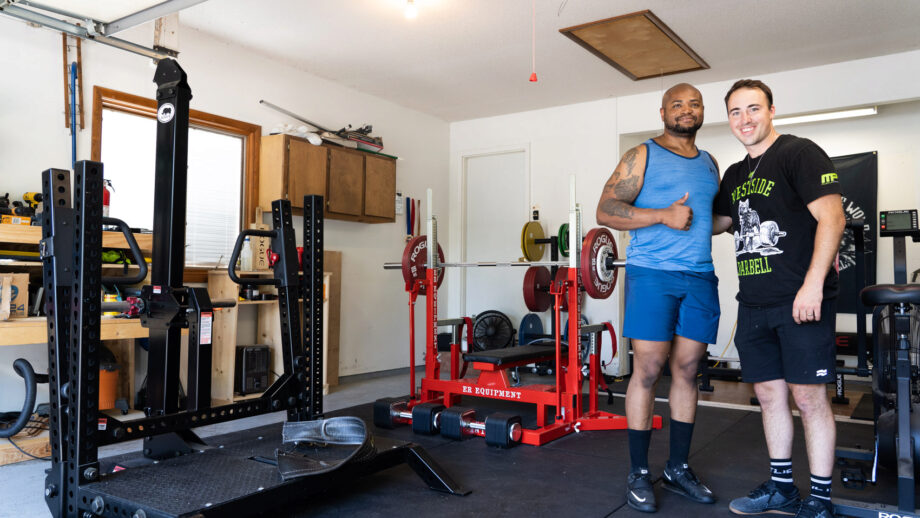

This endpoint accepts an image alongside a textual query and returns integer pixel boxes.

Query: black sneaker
[793,496,834,518]
[729,480,800,516]
[662,462,716,504]
[627,469,657,513]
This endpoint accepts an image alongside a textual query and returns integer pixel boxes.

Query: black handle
[0,359,41,439]
[100,217,149,285]
[227,229,277,286]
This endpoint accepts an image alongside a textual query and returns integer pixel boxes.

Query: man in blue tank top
[596,83,721,513]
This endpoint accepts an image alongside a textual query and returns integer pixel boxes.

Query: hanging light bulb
[405,0,418,19]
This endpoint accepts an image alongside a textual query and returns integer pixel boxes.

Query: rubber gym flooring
[100,392,916,517]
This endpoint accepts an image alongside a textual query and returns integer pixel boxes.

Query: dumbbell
[373,397,445,435]
[439,406,523,448]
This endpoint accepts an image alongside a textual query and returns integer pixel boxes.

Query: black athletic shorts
[734,298,837,384]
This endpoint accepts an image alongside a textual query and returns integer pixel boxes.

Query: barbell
[385,227,625,300]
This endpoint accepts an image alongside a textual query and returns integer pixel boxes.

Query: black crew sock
[628,429,652,474]
[667,419,694,468]
[809,474,832,503]
[770,458,796,496]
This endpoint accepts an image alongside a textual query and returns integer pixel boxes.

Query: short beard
[665,119,702,136]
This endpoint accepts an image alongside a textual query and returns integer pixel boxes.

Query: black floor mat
[96,397,914,517]
[850,392,874,420]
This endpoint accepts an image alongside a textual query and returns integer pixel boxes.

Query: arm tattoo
[600,199,634,218]
[599,147,642,219]
[603,172,620,193]
[623,147,638,175]
[614,175,640,200]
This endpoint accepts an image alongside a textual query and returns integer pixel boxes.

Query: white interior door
[463,150,529,328]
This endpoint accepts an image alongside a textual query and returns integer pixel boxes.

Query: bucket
[99,363,119,410]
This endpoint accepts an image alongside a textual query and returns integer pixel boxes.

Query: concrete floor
[0,370,419,518]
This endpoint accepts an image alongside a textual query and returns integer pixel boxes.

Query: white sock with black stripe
[810,474,832,501]
[770,458,795,495]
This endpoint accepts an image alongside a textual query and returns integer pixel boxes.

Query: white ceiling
[31,0,920,122]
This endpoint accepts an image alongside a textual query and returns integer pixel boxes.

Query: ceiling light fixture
[404,0,417,20]
[772,107,877,127]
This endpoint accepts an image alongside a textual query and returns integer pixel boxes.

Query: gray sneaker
[729,480,800,516]
[792,496,834,518]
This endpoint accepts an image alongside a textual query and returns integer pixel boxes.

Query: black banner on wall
[832,151,877,314]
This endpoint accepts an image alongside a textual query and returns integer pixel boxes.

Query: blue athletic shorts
[623,264,720,344]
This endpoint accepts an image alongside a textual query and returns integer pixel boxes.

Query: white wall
[0,18,450,410]
[450,49,920,366]
[449,98,624,370]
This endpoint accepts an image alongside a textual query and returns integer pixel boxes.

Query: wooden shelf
[0,317,190,346]
[237,299,277,305]
[0,260,143,269]
[0,224,153,253]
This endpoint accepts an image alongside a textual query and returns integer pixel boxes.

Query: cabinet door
[287,138,327,208]
[327,148,364,216]
[364,155,396,219]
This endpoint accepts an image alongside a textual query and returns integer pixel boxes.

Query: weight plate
[401,235,445,295]
[373,397,404,429]
[518,313,544,345]
[557,223,570,257]
[554,267,584,312]
[522,266,553,312]
[520,221,546,262]
[440,406,474,441]
[411,403,445,435]
[580,228,618,299]
[484,413,523,448]
[472,310,514,351]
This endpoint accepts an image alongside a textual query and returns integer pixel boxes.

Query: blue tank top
[626,139,719,272]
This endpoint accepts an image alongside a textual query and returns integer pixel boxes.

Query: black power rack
[40,59,464,518]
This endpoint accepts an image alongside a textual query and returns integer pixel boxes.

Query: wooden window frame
[91,86,261,283]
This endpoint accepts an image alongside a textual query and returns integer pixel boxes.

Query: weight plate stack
[558,223,569,257]
[522,266,552,312]
[401,235,446,295]
[520,221,546,261]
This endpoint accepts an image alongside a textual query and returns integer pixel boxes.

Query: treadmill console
[879,209,919,238]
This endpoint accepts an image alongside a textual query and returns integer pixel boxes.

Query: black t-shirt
[714,134,842,306]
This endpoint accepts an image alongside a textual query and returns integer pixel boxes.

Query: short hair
[724,79,773,107]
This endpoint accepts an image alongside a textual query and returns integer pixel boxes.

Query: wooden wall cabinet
[259,134,396,223]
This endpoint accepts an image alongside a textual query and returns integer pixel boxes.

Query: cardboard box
[1,215,31,225]
[0,273,29,319]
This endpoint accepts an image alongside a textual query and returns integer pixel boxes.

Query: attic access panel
[560,9,708,81]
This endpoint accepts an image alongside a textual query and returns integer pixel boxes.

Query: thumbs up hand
[661,192,693,230]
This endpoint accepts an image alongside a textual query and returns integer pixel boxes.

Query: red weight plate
[522,266,552,312]
[554,267,585,312]
[401,235,445,295]
[580,228,618,299]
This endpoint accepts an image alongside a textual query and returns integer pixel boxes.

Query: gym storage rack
[40,59,464,518]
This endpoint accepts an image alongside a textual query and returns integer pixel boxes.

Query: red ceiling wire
[530,0,538,82]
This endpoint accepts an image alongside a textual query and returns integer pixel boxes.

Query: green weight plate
[520,221,545,262]
[557,223,569,257]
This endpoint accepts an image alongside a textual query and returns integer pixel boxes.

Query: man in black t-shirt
[713,79,846,518]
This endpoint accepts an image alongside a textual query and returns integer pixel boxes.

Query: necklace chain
[747,150,767,179]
